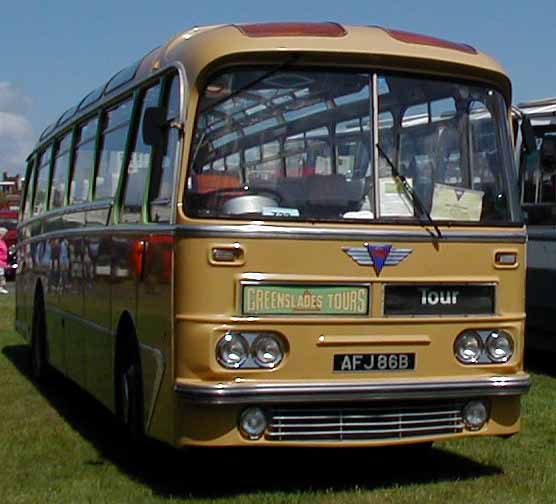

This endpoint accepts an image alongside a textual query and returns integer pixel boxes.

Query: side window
[336,117,373,179]
[149,74,181,223]
[120,83,161,224]
[22,158,36,220]
[246,140,282,183]
[33,146,53,215]
[70,117,98,205]
[49,131,72,209]
[95,97,133,200]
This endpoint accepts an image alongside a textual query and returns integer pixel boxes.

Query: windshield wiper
[376,143,442,240]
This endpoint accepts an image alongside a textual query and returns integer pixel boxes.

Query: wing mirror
[142,107,166,146]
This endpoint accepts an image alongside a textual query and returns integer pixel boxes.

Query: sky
[1,0,554,175]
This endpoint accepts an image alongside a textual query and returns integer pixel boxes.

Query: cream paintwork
[170,233,526,445]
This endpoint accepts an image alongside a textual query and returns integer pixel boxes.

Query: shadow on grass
[3,343,502,500]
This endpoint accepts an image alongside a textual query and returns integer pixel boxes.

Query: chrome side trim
[17,224,177,245]
[174,224,527,243]
[16,221,526,245]
[174,375,530,405]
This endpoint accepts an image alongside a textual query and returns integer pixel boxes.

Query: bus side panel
[110,233,140,413]
[136,235,174,444]
[44,235,65,371]
[62,233,86,385]
[83,232,114,408]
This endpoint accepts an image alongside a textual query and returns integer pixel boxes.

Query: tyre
[116,342,144,443]
[30,291,50,382]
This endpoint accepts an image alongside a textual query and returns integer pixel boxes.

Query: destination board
[242,285,369,316]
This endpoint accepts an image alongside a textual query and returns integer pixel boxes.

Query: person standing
[0,227,8,294]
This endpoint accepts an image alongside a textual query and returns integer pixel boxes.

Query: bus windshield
[186,68,518,225]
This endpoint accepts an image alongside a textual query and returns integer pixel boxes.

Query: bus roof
[35,23,511,148]
[516,97,556,117]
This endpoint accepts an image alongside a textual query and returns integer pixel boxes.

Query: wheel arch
[113,311,144,415]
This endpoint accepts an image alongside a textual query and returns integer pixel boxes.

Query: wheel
[116,343,144,443]
[31,292,50,382]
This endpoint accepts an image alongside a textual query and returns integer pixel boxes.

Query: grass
[0,288,554,503]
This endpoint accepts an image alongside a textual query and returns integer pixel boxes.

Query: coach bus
[514,97,556,348]
[15,22,529,449]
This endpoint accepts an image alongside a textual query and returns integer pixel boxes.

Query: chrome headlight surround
[454,330,483,364]
[216,331,287,370]
[485,330,514,363]
[251,333,284,369]
[216,332,249,369]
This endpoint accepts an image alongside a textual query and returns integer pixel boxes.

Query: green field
[1,289,555,504]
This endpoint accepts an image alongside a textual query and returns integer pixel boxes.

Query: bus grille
[265,401,464,442]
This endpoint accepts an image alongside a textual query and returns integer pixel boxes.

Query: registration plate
[333,353,415,372]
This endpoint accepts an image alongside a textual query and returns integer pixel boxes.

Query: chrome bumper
[175,375,530,405]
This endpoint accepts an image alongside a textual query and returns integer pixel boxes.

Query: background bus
[16,23,529,450]
[514,97,556,348]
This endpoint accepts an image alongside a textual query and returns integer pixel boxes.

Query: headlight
[485,330,513,363]
[216,332,249,368]
[455,331,483,364]
[252,334,284,368]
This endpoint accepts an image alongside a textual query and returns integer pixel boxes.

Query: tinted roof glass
[105,62,140,94]
[39,123,56,140]
[78,86,104,111]
[57,105,78,126]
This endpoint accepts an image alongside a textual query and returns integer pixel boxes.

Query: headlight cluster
[217,332,286,369]
[454,329,514,364]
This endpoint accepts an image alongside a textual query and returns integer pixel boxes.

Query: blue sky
[1,0,554,174]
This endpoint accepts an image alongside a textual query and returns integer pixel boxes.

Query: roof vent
[236,22,347,38]
[383,28,477,54]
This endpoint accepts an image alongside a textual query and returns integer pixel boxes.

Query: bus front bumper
[174,374,530,405]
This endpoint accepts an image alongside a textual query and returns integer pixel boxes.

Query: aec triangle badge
[366,244,392,276]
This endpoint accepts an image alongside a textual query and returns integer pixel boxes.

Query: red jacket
[0,239,7,269]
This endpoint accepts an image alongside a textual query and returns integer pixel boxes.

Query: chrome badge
[343,243,413,276]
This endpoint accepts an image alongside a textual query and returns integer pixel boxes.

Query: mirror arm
[169,121,186,136]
